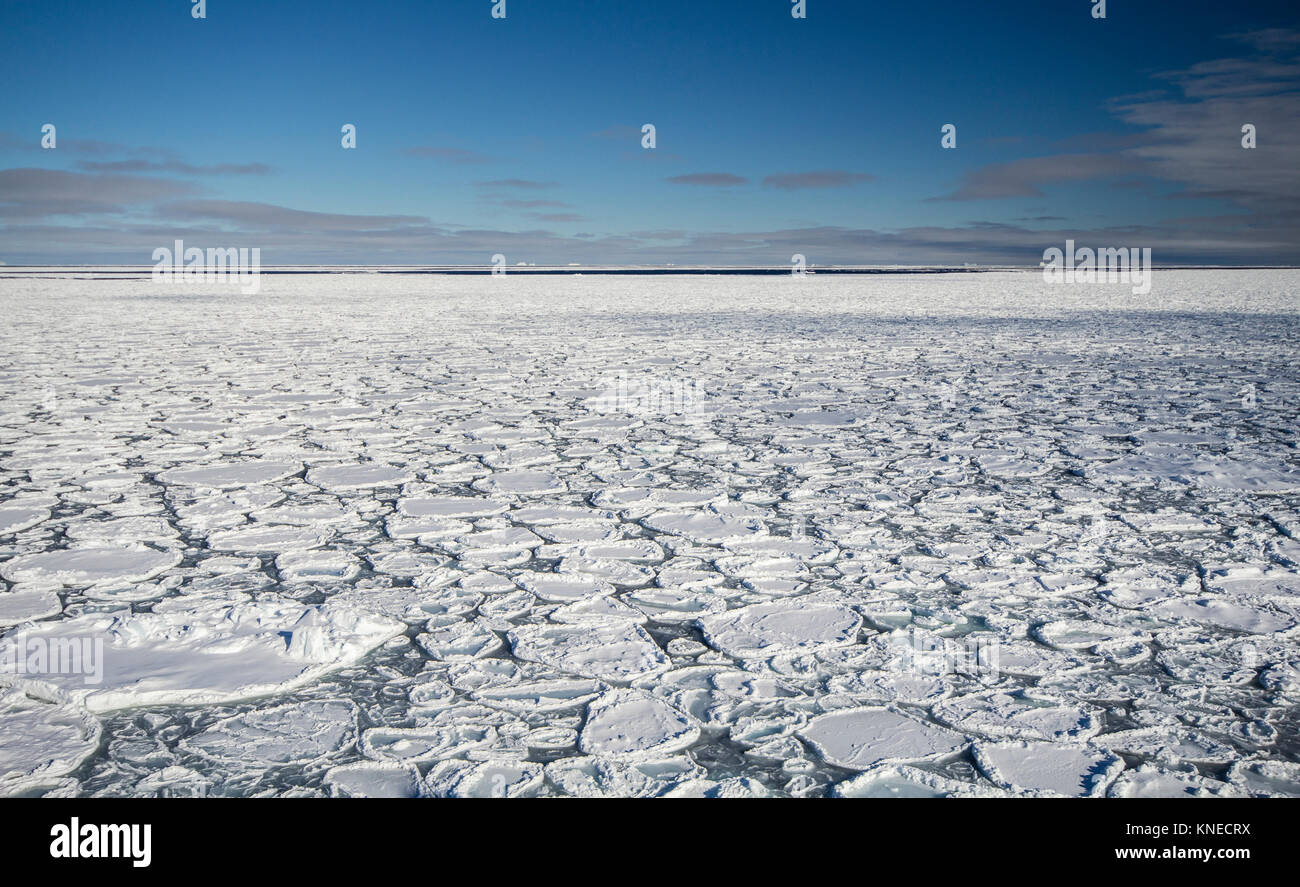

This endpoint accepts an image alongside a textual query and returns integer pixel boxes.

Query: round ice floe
[397,496,508,519]
[725,536,838,565]
[865,569,947,592]
[207,525,329,553]
[544,755,702,798]
[511,504,618,526]
[1107,764,1244,798]
[447,527,543,555]
[525,726,578,752]
[833,764,1002,798]
[1120,511,1216,534]
[859,605,914,631]
[825,670,953,705]
[324,762,421,798]
[711,670,802,702]
[799,707,968,771]
[1034,619,1147,651]
[473,678,604,714]
[477,589,534,622]
[743,734,808,766]
[743,578,811,596]
[508,621,668,682]
[323,585,427,621]
[559,538,664,562]
[11,597,403,712]
[472,470,565,496]
[557,556,654,587]
[729,710,809,747]
[410,586,484,618]
[416,620,503,661]
[550,596,648,624]
[275,549,360,583]
[358,726,458,763]
[593,488,713,511]
[1155,647,1258,687]
[1041,672,1161,705]
[180,699,356,766]
[366,549,452,578]
[1150,597,1294,634]
[579,689,701,758]
[0,507,51,536]
[1188,459,1300,494]
[932,690,1103,742]
[1259,662,1300,698]
[972,741,1123,797]
[1227,760,1300,798]
[408,679,456,709]
[0,589,62,626]
[1096,566,1197,609]
[642,511,766,544]
[663,776,775,798]
[976,453,1050,478]
[130,765,209,798]
[1207,570,1300,600]
[424,759,545,798]
[64,516,178,546]
[657,561,725,588]
[385,515,473,541]
[975,639,1085,679]
[698,599,861,658]
[715,553,810,581]
[534,523,621,543]
[666,638,708,657]
[176,491,281,532]
[306,463,412,490]
[444,661,519,697]
[157,461,301,490]
[1086,453,1192,485]
[81,578,172,603]
[1033,573,1097,596]
[252,502,352,527]
[625,588,726,623]
[0,679,101,796]
[1099,728,1238,765]
[458,571,517,594]
[1095,639,1153,666]
[0,545,180,587]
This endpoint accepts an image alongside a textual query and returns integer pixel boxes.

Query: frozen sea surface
[0,270,1298,798]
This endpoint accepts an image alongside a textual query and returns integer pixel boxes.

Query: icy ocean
[0,269,1298,798]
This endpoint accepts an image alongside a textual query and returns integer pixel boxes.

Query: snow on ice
[0,270,1297,796]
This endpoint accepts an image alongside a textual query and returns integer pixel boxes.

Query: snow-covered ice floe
[4,597,403,712]
[0,269,1297,796]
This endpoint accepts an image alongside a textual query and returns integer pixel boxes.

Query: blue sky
[1,0,1297,264]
